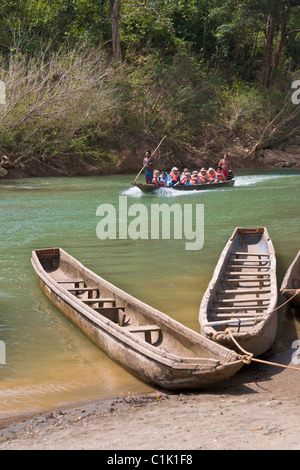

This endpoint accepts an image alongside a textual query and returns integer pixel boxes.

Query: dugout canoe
[31,248,243,391]
[199,227,278,357]
[280,250,300,307]
[131,179,235,193]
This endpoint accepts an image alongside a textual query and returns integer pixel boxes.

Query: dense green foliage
[0,0,299,168]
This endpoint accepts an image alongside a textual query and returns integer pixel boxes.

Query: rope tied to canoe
[215,290,300,371]
[266,288,300,316]
[213,288,300,341]
[223,329,300,371]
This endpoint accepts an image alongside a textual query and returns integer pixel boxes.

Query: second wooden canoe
[280,250,300,307]
[199,228,278,357]
[31,248,243,391]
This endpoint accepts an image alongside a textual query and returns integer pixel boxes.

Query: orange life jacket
[181,176,191,185]
[199,173,209,183]
[170,171,180,183]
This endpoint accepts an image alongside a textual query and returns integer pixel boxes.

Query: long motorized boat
[199,227,278,357]
[131,179,235,193]
[31,248,243,391]
[280,250,300,307]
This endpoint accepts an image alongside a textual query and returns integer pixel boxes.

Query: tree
[261,0,300,88]
[111,0,122,62]
[261,11,274,88]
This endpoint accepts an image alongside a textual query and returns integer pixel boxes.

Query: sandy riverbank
[0,349,299,451]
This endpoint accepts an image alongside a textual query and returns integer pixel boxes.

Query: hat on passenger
[200,168,207,172]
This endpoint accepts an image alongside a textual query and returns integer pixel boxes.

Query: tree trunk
[273,14,288,70]
[111,0,122,62]
[261,13,274,88]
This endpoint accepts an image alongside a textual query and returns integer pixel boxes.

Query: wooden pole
[133,135,166,183]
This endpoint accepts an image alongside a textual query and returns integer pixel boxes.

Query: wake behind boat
[131,179,235,193]
[199,227,278,357]
[31,248,243,391]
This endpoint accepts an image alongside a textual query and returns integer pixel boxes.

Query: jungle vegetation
[0,0,299,169]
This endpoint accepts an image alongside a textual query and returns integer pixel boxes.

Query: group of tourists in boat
[143,151,234,186]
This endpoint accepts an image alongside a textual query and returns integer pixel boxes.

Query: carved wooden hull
[199,228,278,357]
[31,248,243,391]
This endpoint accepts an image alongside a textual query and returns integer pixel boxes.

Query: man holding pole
[132,136,166,185]
[143,150,154,183]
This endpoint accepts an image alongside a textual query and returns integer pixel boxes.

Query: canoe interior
[201,227,277,334]
[34,248,234,363]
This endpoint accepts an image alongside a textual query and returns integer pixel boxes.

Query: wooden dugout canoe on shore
[199,228,278,357]
[31,248,243,391]
[131,179,235,193]
[280,250,300,307]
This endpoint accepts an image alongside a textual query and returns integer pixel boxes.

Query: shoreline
[1,153,300,181]
[1,350,299,450]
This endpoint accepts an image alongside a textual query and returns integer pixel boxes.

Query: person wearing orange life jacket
[207,167,217,183]
[191,171,199,184]
[180,171,191,185]
[198,168,209,184]
[215,166,225,181]
[180,168,188,183]
[169,167,181,186]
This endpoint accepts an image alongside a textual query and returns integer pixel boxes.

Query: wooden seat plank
[228,264,270,269]
[223,279,270,284]
[211,312,266,318]
[231,252,270,257]
[212,305,268,311]
[67,287,98,292]
[128,325,161,332]
[225,272,270,277]
[219,288,271,294]
[128,325,161,344]
[214,297,269,303]
[230,258,270,264]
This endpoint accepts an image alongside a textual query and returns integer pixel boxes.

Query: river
[0,168,299,420]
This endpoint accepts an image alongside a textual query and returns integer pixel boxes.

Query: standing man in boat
[143,150,155,183]
[218,154,232,180]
